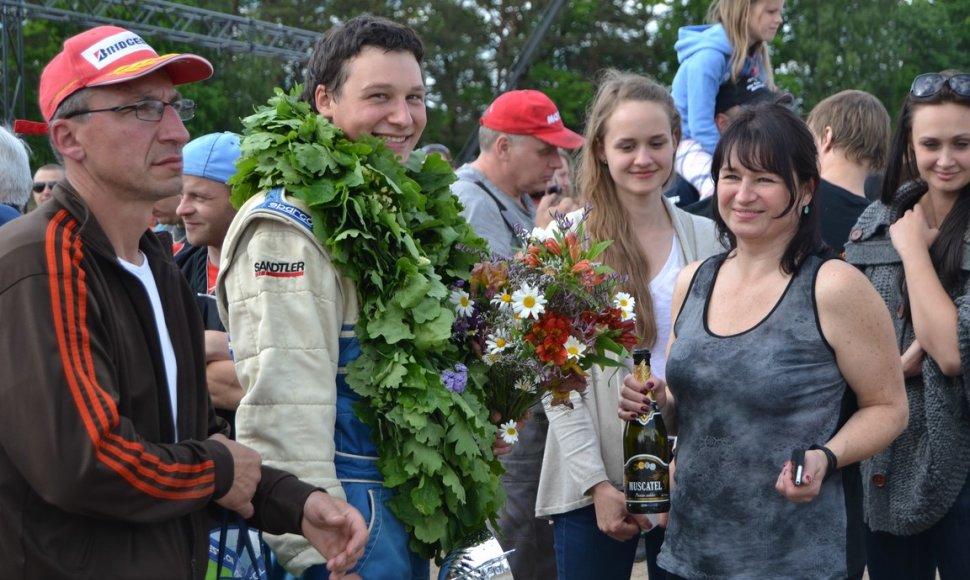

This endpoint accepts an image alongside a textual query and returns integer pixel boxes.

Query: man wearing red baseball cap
[453,89,583,258]
[450,88,583,579]
[0,26,366,579]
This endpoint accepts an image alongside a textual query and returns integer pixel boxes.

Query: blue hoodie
[671,24,767,155]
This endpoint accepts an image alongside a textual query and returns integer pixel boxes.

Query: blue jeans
[552,504,655,580]
[866,469,970,580]
[266,483,429,580]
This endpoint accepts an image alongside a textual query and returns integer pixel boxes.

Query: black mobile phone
[791,448,806,486]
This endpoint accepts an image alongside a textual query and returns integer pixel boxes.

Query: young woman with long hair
[536,69,720,580]
[845,70,970,580]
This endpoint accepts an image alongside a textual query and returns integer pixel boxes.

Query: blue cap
[182,132,241,185]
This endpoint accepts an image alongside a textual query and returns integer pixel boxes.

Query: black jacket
[0,184,314,579]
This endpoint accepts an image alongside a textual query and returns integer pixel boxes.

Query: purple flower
[442,363,468,394]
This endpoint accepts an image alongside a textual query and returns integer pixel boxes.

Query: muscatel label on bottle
[624,453,670,505]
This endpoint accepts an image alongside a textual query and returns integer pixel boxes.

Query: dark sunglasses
[910,73,970,99]
[32,181,57,193]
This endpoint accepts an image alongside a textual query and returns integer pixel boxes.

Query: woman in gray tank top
[618,103,908,579]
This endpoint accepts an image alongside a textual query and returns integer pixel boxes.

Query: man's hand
[301,491,368,578]
[210,433,261,519]
[207,359,245,411]
[204,330,232,362]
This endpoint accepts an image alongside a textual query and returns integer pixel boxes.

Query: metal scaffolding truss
[1,0,320,123]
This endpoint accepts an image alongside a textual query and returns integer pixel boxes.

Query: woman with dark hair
[844,71,970,579]
[618,102,908,579]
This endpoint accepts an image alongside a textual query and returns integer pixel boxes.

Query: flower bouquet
[450,211,638,443]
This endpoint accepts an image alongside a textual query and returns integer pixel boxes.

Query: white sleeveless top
[648,235,683,380]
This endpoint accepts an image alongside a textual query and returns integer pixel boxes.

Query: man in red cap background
[0,25,366,579]
[450,89,584,579]
[453,89,583,258]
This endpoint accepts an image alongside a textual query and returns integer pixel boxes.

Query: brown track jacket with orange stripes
[0,185,318,579]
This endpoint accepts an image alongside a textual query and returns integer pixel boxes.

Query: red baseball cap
[480,90,584,149]
[39,26,213,122]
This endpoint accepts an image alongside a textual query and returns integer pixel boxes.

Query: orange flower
[543,238,562,257]
[571,259,592,274]
[471,261,509,294]
[564,231,581,261]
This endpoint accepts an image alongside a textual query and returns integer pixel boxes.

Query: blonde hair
[707,0,776,88]
[577,70,681,347]
[806,90,891,170]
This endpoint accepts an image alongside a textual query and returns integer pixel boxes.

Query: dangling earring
[803,205,810,215]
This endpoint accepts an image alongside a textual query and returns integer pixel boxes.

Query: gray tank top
[659,254,864,579]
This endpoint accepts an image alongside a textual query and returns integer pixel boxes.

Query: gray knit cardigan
[844,181,970,535]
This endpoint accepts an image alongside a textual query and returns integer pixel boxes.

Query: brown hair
[300,15,424,112]
[707,0,776,88]
[883,70,970,321]
[577,70,681,347]
[807,90,891,171]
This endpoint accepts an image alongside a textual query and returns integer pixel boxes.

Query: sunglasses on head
[32,181,57,193]
[910,73,970,99]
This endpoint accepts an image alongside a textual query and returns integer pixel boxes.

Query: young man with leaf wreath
[216,15,505,579]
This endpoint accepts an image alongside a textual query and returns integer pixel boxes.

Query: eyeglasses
[32,181,57,193]
[62,98,196,122]
[910,73,970,99]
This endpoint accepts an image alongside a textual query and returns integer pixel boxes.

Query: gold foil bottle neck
[632,348,652,381]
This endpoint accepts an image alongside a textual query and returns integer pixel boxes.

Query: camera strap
[474,180,519,240]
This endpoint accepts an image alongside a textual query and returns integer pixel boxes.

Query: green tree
[11,0,970,166]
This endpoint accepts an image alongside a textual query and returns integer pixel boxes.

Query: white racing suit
[216,188,427,579]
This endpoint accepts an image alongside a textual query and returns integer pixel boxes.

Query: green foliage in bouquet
[228,86,503,560]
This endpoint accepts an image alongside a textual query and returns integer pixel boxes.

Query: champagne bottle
[623,348,670,513]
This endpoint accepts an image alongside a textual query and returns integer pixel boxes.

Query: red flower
[525,312,572,366]
[594,308,638,350]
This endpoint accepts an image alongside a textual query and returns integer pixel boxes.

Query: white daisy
[498,420,519,444]
[451,289,474,317]
[613,292,635,314]
[530,227,551,242]
[514,379,535,392]
[564,336,587,361]
[511,283,547,319]
[486,332,511,355]
[490,291,514,311]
